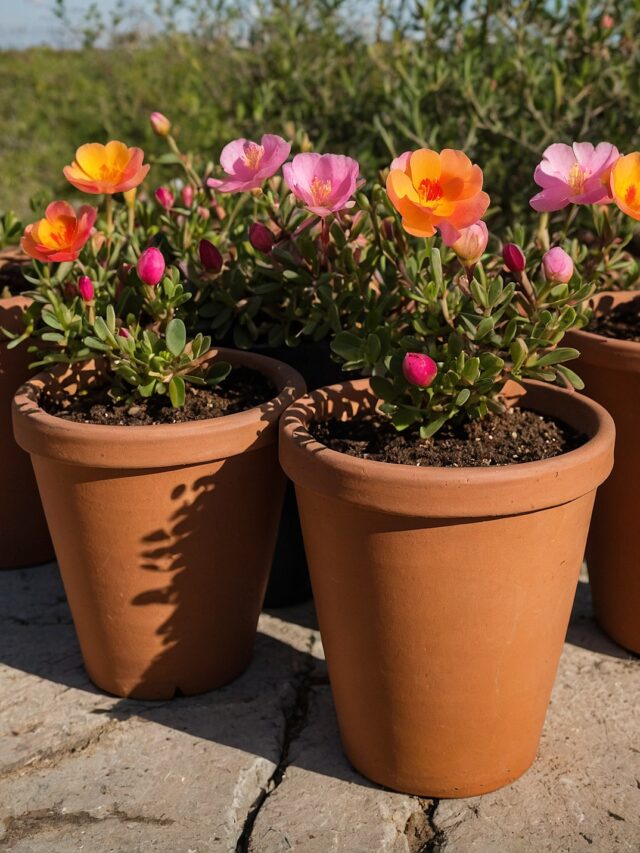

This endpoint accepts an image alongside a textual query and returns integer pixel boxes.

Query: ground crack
[412,798,447,852]
[235,633,317,853]
[0,806,174,847]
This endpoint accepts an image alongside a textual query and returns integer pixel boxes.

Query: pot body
[13,350,305,699]
[280,380,614,797]
[567,291,640,653]
[0,296,52,568]
[254,340,349,607]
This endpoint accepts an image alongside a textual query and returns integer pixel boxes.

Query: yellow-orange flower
[610,152,640,220]
[21,201,97,263]
[386,148,490,240]
[63,141,150,195]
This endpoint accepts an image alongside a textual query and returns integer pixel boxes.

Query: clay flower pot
[280,379,614,797]
[13,349,305,700]
[0,295,53,568]
[567,291,640,653]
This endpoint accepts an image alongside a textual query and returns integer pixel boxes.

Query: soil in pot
[0,277,53,568]
[280,379,614,797]
[13,351,305,699]
[567,291,640,654]
[311,408,585,467]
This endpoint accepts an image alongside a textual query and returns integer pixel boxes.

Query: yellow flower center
[417,177,444,207]
[243,143,264,171]
[40,216,75,248]
[310,177,333,206]
[568,163,587,196]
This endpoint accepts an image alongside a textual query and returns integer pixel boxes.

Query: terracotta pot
[567,291,640,653]
[0,295,53,568]
[13,349,305,699]
[280,379,614,797]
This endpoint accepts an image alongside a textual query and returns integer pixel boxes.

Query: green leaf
[206,360,232,386]
[166,318,186,357]
[169,376,186,407]
[556,364,585,390]
[420,414,449,439]
[370,375,395,400]
[455,388,471,406]
[533,347,580,367]
[331,331,363,363]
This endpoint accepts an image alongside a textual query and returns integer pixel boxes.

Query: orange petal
[45,200,76,223]
[387,169,420,206]
[445,192,491,229]
[440,149,473,182]
[74,143,110,179]
[408,149,441,186]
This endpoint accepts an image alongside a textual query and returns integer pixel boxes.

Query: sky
[0,0,123,48]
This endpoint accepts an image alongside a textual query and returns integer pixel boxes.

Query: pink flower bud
[601,13,614,28]
[137,247,166,287]
[249,222,274,253]
[78,276,94,302]
[197,205,210,221]
[118,327,131,338]
[150,111,171,137]
[402,352,438,388]
[445,221,489,266]
[155,187,174,210]
[542,247,574,283]
[198,239,223,273]
[503,243,526,273]
[181,186,195,208]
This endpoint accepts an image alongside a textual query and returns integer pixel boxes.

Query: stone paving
[0,562,638,852]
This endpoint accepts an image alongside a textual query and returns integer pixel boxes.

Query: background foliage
[1,0,638,225]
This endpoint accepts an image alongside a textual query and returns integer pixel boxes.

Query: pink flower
[283,153,359,217]
[181,186,194,208]
[503,243,526,273]
[155,187,174,210]
[530,142,621,212]
[150,112,171,137]
[249,222,274,253]
[199,239,223,273]
[137,247,165,287]
[402,353,438,388]
[207,135,291,193]
[78,276,94,302]
[542,247,574,283]
[443,220,488,266]
[118,327,131,339]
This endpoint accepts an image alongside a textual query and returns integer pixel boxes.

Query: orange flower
[386,148,490,240]
[610,152,640,220]
[21,201,97,263]
[63,141,150,195]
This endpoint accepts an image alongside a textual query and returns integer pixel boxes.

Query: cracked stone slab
[2,564,640,852]
[0,564,316,852]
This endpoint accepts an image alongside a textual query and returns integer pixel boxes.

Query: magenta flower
[249,222,275,253]
[530,142,620,212]
[155,187,174,210]
[198,239,223,273]
[542,247,574,283]
[402,353,438,388]
[283,153,359,217]
[207,135,291,193]
[78,276,94,302]
[503,243,526,273]
[137,247,165,287]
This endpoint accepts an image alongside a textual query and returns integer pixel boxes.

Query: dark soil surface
[588,298,640,343]
[41,367,277,426]
[310,408,585,467]
[0,251,30,298]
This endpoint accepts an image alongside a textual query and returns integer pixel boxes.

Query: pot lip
[567,290,640,366]
[13,347,306,469]
[279,378,616,518]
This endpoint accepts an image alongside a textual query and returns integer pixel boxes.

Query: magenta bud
[155,187,174,210]
[181,186,195,208]
[542,247,573,283]
[402,352,438,388]
[249,222,274,253]
[150,111,171,137]
[118,327,131,338]
[78,276,94,302]
[198,239,223,273]
[502,243,526,273]
[137,247,166,287]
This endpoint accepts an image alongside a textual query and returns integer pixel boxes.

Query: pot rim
[13,347,306,470]
[279,378,615,518]
[567,290,640,370]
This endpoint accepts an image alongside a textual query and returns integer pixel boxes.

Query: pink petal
[390,151,412,172]
[533,164,569,191]
[438,221,461,245]
[257,134,291,177]
[219,138,258,180]
[207,176,262,193]
[540,143,577,177]
[530,188,571,212]
[571,142,598,169]
[286,153,321,191]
